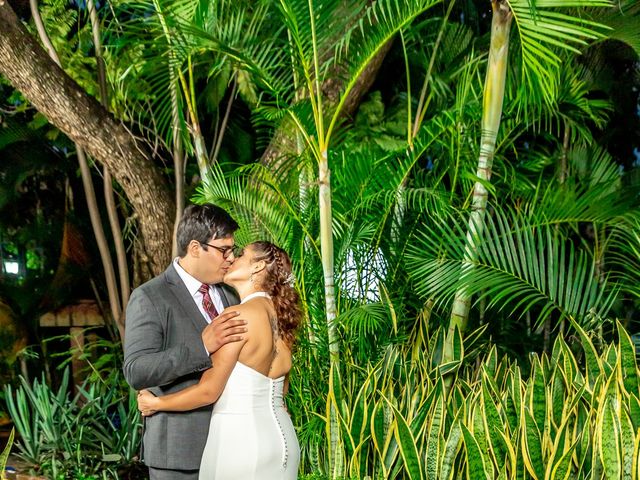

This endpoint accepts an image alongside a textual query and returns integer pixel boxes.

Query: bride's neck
[233,283,264,302]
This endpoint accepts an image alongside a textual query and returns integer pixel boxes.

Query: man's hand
[202,311,247,354]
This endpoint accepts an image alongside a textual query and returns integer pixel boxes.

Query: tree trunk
[87,0,131,317]
[445,0,512,358]
[0,0,174,275]
[30,0,124,338]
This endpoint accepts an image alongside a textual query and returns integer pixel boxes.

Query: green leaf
[425,394,444,480]
[326,378,346,478]
[440,416,463,480]
[628,394,640,431]
[617,321,639,397]
[384,396,424,480]
[545,417,571,479]
[550,366,567,428]
[522,407,544,480]
[461,424,489,480]
[570,318,603,390]
[0,427,14,471]
[620,408,634,480]
[472,400,495,477]
[371,400,387,460]
[482,378,508,471]
[530,358,547,436]
[599,399,621,480]
[550,441,578,480]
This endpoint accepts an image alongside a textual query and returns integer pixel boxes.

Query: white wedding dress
[198,295,300,479]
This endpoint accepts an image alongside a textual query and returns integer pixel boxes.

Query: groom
[123,204,246,479]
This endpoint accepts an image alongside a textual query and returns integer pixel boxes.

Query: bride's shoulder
[222,299,271,323]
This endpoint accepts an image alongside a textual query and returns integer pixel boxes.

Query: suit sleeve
[123,288,211,390]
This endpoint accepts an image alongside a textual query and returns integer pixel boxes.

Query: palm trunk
[544,122,571,351]
[307,1,339,365]
[319,150,339,363]
[175,58,209,180]
[78,148,123,331]
[594,224,606,347]
[171,79,185,258]
[192,123,209,179]
[445,0,512,359]
[152,0,186,250]
[211,77,237,164]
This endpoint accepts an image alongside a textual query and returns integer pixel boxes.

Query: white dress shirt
[173,257,225,354]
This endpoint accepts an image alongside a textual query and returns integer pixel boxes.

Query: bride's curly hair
[251,241,301,347]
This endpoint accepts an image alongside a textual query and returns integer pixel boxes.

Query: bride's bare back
[231,297,292,379]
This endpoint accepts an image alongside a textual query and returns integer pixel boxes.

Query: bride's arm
[138,336,246,413]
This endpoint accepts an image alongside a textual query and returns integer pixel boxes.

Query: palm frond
[520,149,635,228]
[503,55,611,139]
[507,0,613,106]
[194,160,320,259]
[333,302,392,337]
[406,205,617,326]
[593,0,640,55]
[106,0,282,147]
[326,0,443,140]
[607,216,640,299]
[276,0,361,76]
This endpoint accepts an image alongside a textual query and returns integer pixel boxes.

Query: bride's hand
[137,389,159,417]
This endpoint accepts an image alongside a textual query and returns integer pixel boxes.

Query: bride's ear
[251,260,266,274]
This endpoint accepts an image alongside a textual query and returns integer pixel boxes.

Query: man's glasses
[199,242,238,259]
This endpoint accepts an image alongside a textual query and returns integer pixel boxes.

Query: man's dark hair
[176,204,239,256]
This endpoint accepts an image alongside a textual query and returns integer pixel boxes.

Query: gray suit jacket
[123,264,239,470]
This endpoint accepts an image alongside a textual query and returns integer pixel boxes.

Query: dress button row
[271,381,288,468]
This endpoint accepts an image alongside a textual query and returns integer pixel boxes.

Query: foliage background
[0,0,639,478]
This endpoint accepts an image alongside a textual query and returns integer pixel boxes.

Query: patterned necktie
[198,283,219,320]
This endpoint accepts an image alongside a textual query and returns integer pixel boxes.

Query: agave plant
[3,367,141,478]
[0,427,14,477]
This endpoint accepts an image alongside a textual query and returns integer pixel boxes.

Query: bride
[137,241,301,479]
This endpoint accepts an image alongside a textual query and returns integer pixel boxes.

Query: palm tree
[263,0,446,363]
[443,0,616,363]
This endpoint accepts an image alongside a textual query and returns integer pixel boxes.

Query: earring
[250,272,255,284]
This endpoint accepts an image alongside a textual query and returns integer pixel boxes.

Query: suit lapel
[164,264,208,331]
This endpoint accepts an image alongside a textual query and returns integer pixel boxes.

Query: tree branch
[0,0,174,275]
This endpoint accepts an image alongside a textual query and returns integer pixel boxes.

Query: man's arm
[123,288,211,390]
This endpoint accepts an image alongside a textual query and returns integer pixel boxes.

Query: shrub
[300,320,640,479]
[3,368,141,479]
